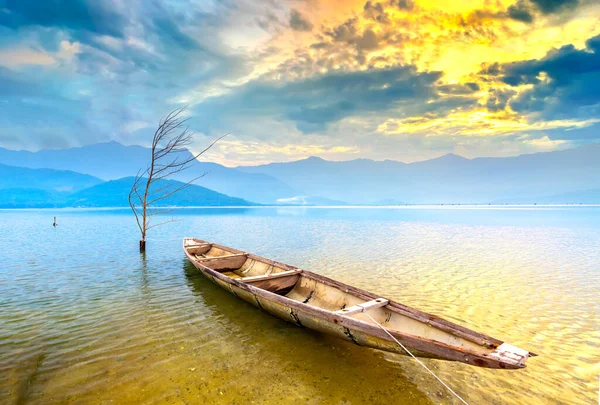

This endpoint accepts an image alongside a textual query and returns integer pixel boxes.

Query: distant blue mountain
[0,176,257,208]
[0,142,149,180]
[239,145,600,204]
[0,163,101,192]
[68,177,256,207]
[2,142,599,205]
[0,142,302,204]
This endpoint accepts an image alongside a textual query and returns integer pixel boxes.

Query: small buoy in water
[53,216,57,227]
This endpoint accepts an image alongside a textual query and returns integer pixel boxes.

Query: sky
[0,0,599,166]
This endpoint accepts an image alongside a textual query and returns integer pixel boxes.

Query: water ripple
[0,207,598,404]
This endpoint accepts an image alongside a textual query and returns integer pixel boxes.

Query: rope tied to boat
[361,309,470,405]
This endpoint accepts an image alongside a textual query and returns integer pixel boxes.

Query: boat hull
[197,265,435,357]
[184,238,535,369]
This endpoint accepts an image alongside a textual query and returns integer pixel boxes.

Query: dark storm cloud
[504,0,583,23]
[0,0,127,38]
[499,34,600,119]
[191,65,469,133]
[479,34,600,138]
[529,0,579,14]
[507,0,535,23]
[289,9,313,31]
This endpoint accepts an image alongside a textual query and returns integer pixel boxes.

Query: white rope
[361,309,470,405]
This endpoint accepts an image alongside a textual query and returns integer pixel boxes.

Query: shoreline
[1,203,599,211]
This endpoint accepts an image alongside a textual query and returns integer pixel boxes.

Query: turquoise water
[0,206,599,404]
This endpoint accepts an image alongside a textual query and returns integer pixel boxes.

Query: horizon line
[2,140,599,168]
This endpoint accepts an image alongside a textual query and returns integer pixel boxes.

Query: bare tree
[129,107,225,251]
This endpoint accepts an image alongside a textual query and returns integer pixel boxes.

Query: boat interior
[184,239,502,355]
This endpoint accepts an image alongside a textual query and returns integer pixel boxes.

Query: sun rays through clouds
[0,0,599,163]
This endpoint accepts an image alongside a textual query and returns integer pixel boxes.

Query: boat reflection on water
[182,260,438,404]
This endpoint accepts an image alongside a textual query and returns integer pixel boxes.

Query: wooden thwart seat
[335,298,389,316]
[240,269,301,283]
[196,253,247,262]
[185,243,211,248]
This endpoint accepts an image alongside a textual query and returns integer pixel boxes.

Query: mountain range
[0,142,298,204]
[239,145,600,204]
[0,164,255,208]
[0,163,102,192]
[68,177,254,208]
[0,142,599,205]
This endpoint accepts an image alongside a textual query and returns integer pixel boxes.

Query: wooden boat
[184,238,536,369]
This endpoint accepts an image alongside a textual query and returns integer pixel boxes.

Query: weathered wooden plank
[196,253,247,262]
[240,269,301,282]
[335,298,389,316]
[185,243,211,248]
[246,274,300,294]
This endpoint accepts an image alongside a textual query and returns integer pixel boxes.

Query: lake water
[0,206,598,404]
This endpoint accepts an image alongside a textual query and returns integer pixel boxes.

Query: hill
[0,177,257,208]
[3,142,599,204]
[0,163,102,192]
[0,142,301,204]
[238,145,600,204]
[68,177,257,207]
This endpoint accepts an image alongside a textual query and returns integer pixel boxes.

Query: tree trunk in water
[139,240,146,252]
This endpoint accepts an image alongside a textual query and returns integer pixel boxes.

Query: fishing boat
[183,238,536,369]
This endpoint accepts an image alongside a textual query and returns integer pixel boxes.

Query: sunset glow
[1,0,599,164]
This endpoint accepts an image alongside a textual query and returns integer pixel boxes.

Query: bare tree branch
[146,218,182,230]
[129,106,226,251]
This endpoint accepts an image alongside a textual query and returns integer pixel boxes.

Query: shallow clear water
[0,206,598,404]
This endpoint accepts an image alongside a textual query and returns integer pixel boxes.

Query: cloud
[438,82,480,95]
[0,64,100,150]
[392,0,415,11]
[0,47,56,68]
[0,0,598,162]
[485,88,517,112]
[0,0,259,151]
[364,1,390,23]
[289,9,313,31]
[0,40,81,69]
[0,0,127,38]
[325,18,382,52]
[529,0,579,14]
[505,0,584,23]
[192,65,449,134]
[507,0,535,23]
[498,34,600,121]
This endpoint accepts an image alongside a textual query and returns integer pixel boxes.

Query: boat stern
[486,343,537,369]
